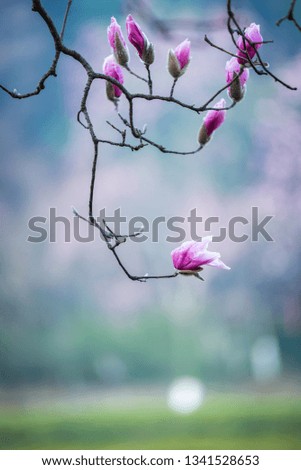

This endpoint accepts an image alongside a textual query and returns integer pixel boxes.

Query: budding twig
[226,0,297,90]
[0,0,298,282]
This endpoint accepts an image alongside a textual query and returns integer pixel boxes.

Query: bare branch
[277,0,301,32]
[1,0,298,282]
[0,0,73,99]
[60,0,73,40]
[124,64,148,83]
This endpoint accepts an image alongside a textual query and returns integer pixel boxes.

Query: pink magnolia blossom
[225,57,249,101]
[107,17,129,66]
[171,237,230,272]
[204,98,226,136]
[103,55,124,99]
[168,39,191,78]
[126,14,154,64]
[236,23,263,65]
[198,98,226,145]
[204,98,227,135]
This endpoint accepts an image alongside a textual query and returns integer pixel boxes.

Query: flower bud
[168,50,182,78]
[168,39,191,79]
[142,40,155,65]
[107,17,129,66]
[198,98,227,145]
[225,57,249,102]
[198,125,210,146]
[229,72,245,102]
[236,23,263,65]
[126,14,154,64]
[105,82,117,102]
[114,32,129,66]
[103,55,124,101]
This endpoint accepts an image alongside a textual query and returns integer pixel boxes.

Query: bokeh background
[0,0,301,450]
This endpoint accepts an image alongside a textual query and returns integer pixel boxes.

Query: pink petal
[225,57,249,87]
[207,258,231,270]
[174,39,191,69]
[171,238,230,272]
[204,98,226,137]
[103,55,124,98]
[126,14,145,58]
[236,23,263,65]
[107,17,127,52]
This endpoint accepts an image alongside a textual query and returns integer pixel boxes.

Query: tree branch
[226,0,297,90]
[277,0,301,31]
[1,0,298,282]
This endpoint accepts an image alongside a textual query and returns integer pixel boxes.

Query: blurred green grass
[0,394,300,449]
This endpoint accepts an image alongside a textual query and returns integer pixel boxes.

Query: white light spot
[167,376,205,414]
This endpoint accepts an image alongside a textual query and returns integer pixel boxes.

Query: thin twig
[277,0,301,31]
[124,64,148,83]
[145,64,153,95]
[60,0,73,40]
[170,78,178,98]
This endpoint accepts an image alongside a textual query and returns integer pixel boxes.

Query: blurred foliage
[0,395,300,449]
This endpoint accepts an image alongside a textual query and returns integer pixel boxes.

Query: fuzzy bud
[225,57,249,102]
[198,125,211,146]
[105,82,117,103]
[107,17,129,66]
[114,31,129,66]
[168,50,182,78]
[103,55,124,101]
[142,41,155,65]
[168,39,191,79]
[229,72,245,102]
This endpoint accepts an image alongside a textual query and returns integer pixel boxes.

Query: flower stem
[145,64,153,95]
[124,64,147,83]
[170,78,178,98]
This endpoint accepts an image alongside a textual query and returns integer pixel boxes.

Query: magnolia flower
[168,39,191,79]
[103,55,124,101]
[198,98,226,145]
[126,14,154,65]
[171,237,230,273]
[107,17,129,66]
[225,57,249,102]
[236,23,263,65]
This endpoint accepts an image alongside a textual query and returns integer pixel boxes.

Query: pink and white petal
[193,249,220,265]
[207,257,231,270]
[171,241,197,270]
[188,236,212,256]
